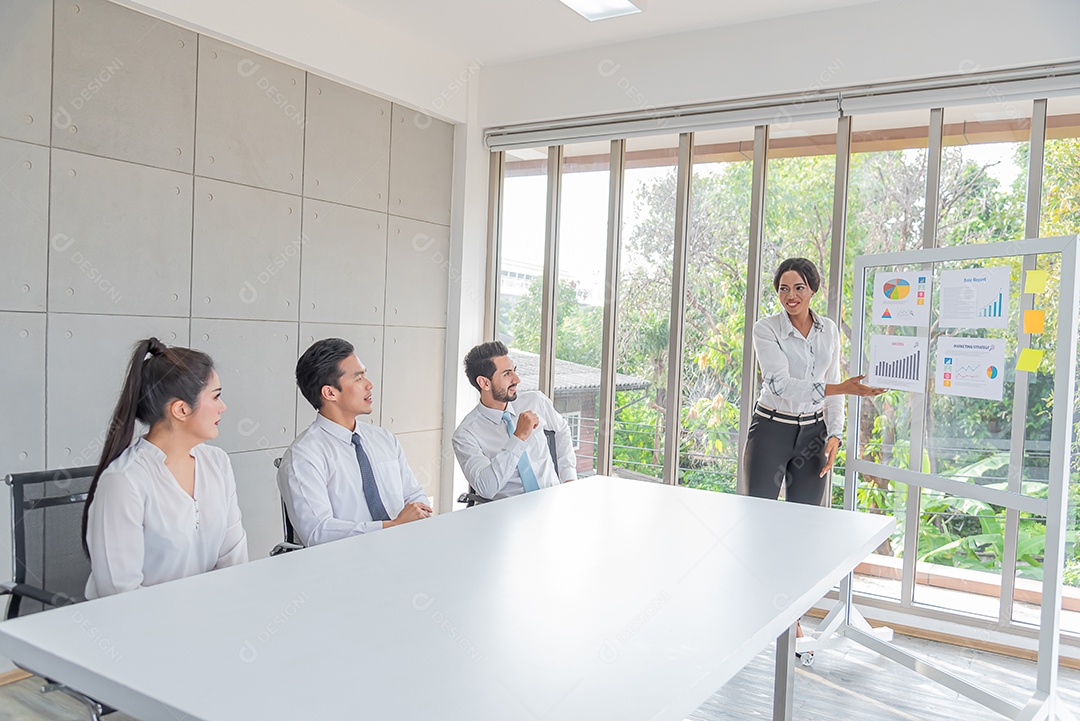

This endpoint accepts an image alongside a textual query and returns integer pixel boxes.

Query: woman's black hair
[773,257,821,293]
[82,338,216,557]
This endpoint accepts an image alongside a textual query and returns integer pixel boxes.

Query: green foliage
[1040,138,1080,237]
[507,278,603,367]
[612,390,664,479]
[917,456,1055,579]
[1066,557,1080,587]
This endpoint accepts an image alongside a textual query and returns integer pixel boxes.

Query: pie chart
[987,366,999,379]
[883,278,911,300]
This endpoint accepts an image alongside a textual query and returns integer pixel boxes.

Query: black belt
[754,404,824,426]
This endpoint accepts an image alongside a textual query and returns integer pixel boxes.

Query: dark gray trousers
[743,411,828,506]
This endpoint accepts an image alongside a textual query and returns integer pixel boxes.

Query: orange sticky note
[1016,348,1043,373]
[1024,269,1048,294]
[1023,309,1045,334]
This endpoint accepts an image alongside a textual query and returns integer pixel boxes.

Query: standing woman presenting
[743,258,884,505]
[81,338,248,599]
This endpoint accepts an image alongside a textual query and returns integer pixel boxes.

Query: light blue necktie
[502,410,540,493]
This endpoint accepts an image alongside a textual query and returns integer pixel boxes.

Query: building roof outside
[509,349,650,394]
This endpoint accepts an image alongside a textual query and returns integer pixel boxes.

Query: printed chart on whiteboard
[935,337,1006,402]
[938,266,1011,329]
[872,271,931,327]
[869,335,926,393]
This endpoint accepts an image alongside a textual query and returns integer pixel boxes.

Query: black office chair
[269,457,303,556]
[457,429,560,507]
[1,466,115,720]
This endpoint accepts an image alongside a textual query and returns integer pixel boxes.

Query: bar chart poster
[935,337,1006,401]
[869,335,926,393]
[938,266,1010,329]
[872,271,931,327]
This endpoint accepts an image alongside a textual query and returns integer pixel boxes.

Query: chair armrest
[0,582,79,608]
[270,542,304,557]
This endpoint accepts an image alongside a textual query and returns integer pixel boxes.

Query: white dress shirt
[752,310,844,439]
[452,390,578,500]
[277,414,427,546]
[84,437,248,600]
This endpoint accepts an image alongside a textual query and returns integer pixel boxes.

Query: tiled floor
[689,619,1080,720]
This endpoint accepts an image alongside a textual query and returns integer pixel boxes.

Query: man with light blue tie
[277,338,431,547]
[453,341,578,501]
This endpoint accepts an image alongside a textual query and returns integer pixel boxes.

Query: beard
[492,384,518,403]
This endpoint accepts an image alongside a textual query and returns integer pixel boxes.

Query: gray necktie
[352,433,390,522]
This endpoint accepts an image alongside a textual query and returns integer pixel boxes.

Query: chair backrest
[272,457,300,546]
[543,429,559,475]
[5,466,96,619]
[282,503,299,546]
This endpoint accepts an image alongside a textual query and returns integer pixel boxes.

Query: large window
[613,135,680,481]
[761,118,837,316]
[937,103,1029,247]
[498,146,548,392]
[554,142,610,476]
[1041,96,1080,238]
[1031,95,1080,632]
[844,109,931,357]
[489,89,1080,644]
[843,110,931,599]
[678,128,753,493]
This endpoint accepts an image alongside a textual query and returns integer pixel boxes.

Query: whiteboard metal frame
[831,235,1079,720]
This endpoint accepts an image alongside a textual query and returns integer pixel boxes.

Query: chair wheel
[801,650,815,667]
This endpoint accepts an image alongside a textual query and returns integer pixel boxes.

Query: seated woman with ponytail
[82,338,248,599]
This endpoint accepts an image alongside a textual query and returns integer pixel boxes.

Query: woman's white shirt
[752,310,844,439]
[84,437,248,599]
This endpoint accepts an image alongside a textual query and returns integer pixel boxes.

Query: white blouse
[752,310,844,439]
[84,437,248,600]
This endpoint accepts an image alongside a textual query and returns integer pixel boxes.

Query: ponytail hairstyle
[81,338,216,557]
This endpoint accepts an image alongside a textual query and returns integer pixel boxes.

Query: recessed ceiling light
[559,0,643,22]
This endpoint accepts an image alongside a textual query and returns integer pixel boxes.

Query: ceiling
[335,0,884,65]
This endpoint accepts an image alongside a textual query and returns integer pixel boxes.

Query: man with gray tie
[453,341,577,501]
[277,338,431,546]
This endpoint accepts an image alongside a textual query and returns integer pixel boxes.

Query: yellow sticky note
[1016,348,1044,373]
[1023,309,1045,334]
[1024,269,1049,294]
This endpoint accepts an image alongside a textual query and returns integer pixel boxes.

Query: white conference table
[0,477,892,721]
